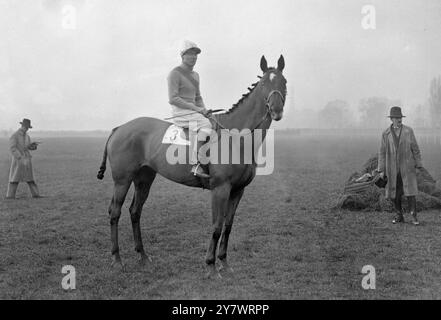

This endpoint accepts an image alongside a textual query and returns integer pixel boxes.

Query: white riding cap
[180,40,201,56]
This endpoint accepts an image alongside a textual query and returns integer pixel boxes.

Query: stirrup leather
[191,163,210,178]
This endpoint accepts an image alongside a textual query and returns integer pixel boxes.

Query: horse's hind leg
[129,167,156,265]
[109,181,131,269]
[218,188,244,275]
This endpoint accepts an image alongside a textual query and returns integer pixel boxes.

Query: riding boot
[6,182,18,199]
[408,196,419,225]
[392,196,404,223]
[27,181,42,198]
[190,140,210,179]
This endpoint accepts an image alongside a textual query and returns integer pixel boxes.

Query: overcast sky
[1,0,441,130]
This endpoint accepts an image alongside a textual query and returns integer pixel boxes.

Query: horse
[97,55,287,278]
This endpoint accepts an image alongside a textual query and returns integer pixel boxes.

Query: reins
[164,109,225,120]
[210,108,270,135]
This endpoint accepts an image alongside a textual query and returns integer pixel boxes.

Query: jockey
[167,40,212,178]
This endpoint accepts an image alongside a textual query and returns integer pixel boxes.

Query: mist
[1,0,441,131]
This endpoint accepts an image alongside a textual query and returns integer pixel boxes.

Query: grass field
[1,131,441,299]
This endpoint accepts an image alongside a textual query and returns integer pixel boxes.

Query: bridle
[266,89,285,109]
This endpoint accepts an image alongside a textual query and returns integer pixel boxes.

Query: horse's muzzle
[271,111,283,121]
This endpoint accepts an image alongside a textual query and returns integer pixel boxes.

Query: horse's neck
[217,86,273,163]
[219,86,270,131]
[252,117,272,159]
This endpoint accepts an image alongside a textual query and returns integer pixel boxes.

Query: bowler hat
[388,106,405,118]
[20,118,32,128]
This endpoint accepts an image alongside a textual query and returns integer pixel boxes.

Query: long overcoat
[9,128,35,182]
[378,125,422,199]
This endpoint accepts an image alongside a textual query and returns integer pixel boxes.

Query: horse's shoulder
[242,165,257,183]
[209,164,256,190]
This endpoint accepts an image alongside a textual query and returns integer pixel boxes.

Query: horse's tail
[97,127,119,180]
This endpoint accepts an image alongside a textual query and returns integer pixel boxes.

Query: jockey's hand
[200,108,211,117]
[379,171,385,179]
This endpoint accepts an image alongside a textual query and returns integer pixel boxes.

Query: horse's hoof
[111,262,125,271]
[204,267,222,280]
[111,258,125,271]
[139,254,153,266]
[204,271,222,280]
[219,265,234,275]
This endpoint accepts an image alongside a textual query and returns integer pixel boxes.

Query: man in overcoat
[6,118,41,199]
[377,107,422,225]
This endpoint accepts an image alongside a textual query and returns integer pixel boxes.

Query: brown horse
[97,55,287,278]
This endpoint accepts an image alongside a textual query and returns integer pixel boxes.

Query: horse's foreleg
[205,183,231,279]
[130,172,156,265]
[218,188,244,274]
[110,182,131,270]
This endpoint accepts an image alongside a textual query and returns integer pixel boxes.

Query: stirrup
[191,163,210,179]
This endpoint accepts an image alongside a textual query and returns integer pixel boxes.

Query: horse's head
[259,55,287,121]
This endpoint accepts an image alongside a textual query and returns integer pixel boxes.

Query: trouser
[393,173,416,214]
[6,182,18,198]
[190,127,212,165]
[6,181,40,198]
[393,173,404,213]
[174,116,212,166]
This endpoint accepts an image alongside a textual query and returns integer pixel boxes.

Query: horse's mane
[223,68,275,114]
[225,81,259,114]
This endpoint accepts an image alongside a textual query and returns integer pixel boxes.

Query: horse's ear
[260,55,268,73]
[277,55,285,72]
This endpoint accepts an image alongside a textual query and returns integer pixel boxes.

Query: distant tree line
[317,100,352,128]
[429,76,441,128]
[316,75,441,129]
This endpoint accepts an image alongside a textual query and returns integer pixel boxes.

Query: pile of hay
[335,155,441,211]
